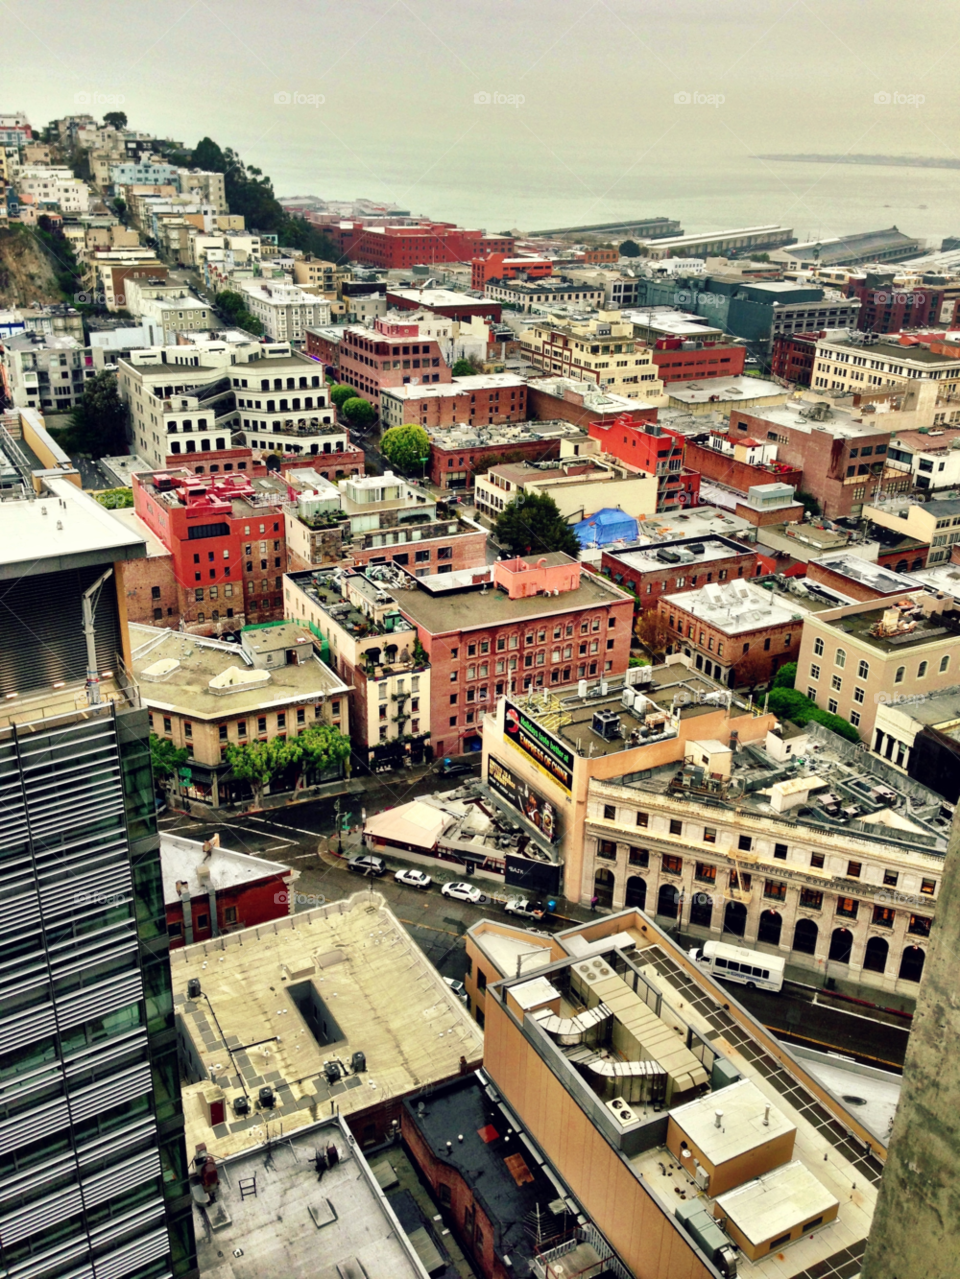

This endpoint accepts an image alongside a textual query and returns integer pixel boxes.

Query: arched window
[940,655,950,673]
[894,666,905,684]
[689,890,712,928]
[918,661,928,678]
[757,910,782,945]
[657,883,680,920]
[899,945,925,983]
[863,936,888,974]
[625,876,646,910]
[835,648,846,668]
[594,868,615,909]
[793,918,818,954]
[858,659,869,679]
[723,901,747,937]
[829,928,853,964]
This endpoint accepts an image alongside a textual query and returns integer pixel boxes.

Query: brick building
[132,470,291,629]
[601,536,760,611]
[845,273,960,333]
[304,325,342,372]
[526,376,659,430]
[650,338,746,383]
[379,373,527,429]
[683,431,803,495]
[336,317,452,411]
[162,834,294,948]
[805,554,920,603]
[386,287,502,322]
[659,579,802,686]
[396,555,634,757]
[587,414,701,511]
[426,420,582,490]
[331,221,513,269]
[470,253,553,289]
[771,331,823,385]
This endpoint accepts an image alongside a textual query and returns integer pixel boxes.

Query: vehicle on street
[441,881,487,904]
[688,941,785,992]
[347,854,387,877]
[394,868,431,890]
[439,757,478,778]
[444,977,468,1003]
[504,897,546,920]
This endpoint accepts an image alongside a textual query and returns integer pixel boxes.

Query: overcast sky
[7,0,960,235]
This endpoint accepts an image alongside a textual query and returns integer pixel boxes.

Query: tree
[342,397,375,428]
[103,111,128,130]
[58,371,128,457]
[216,289,264,336]
[620,240,645,257]
[225,736,300,809]
[113,197,127,224]
[296,724,351,785]
[451,358,475,377]
[329,383,358,410]
[380,424,430,475]
[766,686,860,742]
[150,734,188,790]
[493,491,581,559]
[634,609,672,660]
[773,662,797,690]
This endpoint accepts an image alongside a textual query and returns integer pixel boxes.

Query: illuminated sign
[487,755,560,843]
[503,699,574,794]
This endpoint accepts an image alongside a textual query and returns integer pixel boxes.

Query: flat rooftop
[605,535,753,574]
[129,625,348,718]
[383,373,526,400]
[813,554,919,595]
[172,892,484,1159]
[666,376,785,406]
[818,597,960,655]
[427,420,582,449]
[671,1078,795,1163]
[820,337,960,366]
[160,833,288,907]
[194,1115,429,1279]
[663,579,802,633]
[730,397,897,439]
[0,475,147,579]
[395,563,631,637]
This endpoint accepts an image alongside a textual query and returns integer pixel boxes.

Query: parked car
[441,881,487,904]
[394,868,432,890]
[439,757,478,778]
[347,854,387,877]
[504,897,546,920]
[444,977,468,1004]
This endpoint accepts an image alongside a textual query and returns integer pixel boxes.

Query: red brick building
[805,555,922,603]
[427,423,576,490]
[397,554,634,757]
[845,274,960,333]
[470,253,553,289]
[162,837,294,949]
[683,435,803,496]
[380,374,527,431]
[330,221,514,269]
[336,317,452,411]
[588,414,701,512]
[304,327,341,372]
[132,470,289,630]
[386,288,503,322]
[650,339,745,384]
[526,378,658,431]
[659,579,802,687]
[601,536,760,612]
[771,331,822,385]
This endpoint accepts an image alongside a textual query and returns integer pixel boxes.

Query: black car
[439,757,478,778]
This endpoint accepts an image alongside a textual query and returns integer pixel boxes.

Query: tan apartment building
[473,909,883,1279]
[813,334,960,399]
[130,621,350,807]
[795,590,960,745]
[519,312,666,399]
[292,255,349,298]
[474,454,659,523]
[864,495,960,564]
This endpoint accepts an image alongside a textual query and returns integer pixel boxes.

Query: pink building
[336,318,452,412]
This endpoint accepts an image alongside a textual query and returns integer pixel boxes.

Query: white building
[240,281,331,344]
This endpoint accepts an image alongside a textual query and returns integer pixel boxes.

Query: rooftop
[160,833,290,907]
[819,335,960,365]
[129,625,348,718]
[426,420,583,450]
[604,535,754,575]
[172,891,484,1159]
[382,373,526,400]
[812,553,920,595]
[814,594,960,655]
[729,396,894,439]
[194,1114,430,1279]
[666,376,785,406]
[663,579,802,634]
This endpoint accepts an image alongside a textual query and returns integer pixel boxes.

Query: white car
[444,977,468,1003]
[394,868,432,890]
[441,881,487,904]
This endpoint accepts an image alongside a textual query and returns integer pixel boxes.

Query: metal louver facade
[0,705,196,1279]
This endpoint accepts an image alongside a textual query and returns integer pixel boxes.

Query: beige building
[520,311,666,399]
[864,495,960,564]
[178,168,227,213]
[240,280,331,344]
[130,621,350,808]
[795,590,960,744]
[813,334,960,399]
[474,452,659,522]
[292,254,349,297]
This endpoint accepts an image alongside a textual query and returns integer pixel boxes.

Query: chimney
[714,1110,723,1129]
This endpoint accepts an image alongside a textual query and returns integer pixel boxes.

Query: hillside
[0,226,64,308]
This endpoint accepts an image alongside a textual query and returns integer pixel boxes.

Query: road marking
[243,815,323,837]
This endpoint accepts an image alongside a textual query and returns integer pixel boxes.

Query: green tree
[493,491,581,559]
[619,240,644,257]
[766,687,860,742]
[451,358,474,377]
[58,371,128,457]
[113,197,127,224]
[94,488,134,509]
[150,734,188,789]
[225,736,301,809]
[380,424,431,475]
[342,397,375,428]
[329,383,359,410]
[103,111,128,130]
[773,662,797,690]
[215,289,264,335]
[296,723,351,784]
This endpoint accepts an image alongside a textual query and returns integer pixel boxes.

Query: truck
[504,897,547,920]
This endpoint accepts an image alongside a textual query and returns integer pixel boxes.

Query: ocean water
[270,139,960,249]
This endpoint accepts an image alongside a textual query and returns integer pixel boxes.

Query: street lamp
[419,455,429,484]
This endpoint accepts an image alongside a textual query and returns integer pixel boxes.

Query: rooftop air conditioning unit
[592,710,621,740]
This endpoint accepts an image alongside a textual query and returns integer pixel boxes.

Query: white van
[688,940,785,993]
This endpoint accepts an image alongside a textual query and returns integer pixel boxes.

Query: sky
[6,0,960,239]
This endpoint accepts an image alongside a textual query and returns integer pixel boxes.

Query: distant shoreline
[756,154,960,171]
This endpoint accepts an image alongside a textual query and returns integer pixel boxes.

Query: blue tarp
[573,507,639,548]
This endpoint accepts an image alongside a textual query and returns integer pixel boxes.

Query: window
[628,847,648,866]
[810,663,820,680]
[853,686,865,704]
[257,716,267,734]
[836,897,859,919]
[858,659,870,679]
[813,636,824,656]
[810,852,825,869]
[773,842,788,860]
[662,854,683,875]
[831,674,842,691]
[184,722,193,739]
[918,661,928,678]
[920,878,936,896]
[636,811,648,828]
[894,665,905,684]
[237,720,247,737]
[835,648,846,668]
[162,716,172,733]
[908,914,931,936]
[598,839,617,861]
[703,826,717,844]
[764,880,787,901]
[695,862,716,882]
[738,834,752,852]
[603,804,616,820]
[827,698,838,714]
[669,819,683,836]
[800,887,823,909]
[940,655,950,673]
[883,869,898,887]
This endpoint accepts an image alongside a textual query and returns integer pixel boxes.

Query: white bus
[688,940,785,993]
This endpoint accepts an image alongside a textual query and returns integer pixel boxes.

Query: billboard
[503,699,574,793]
[488,755,560,844]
